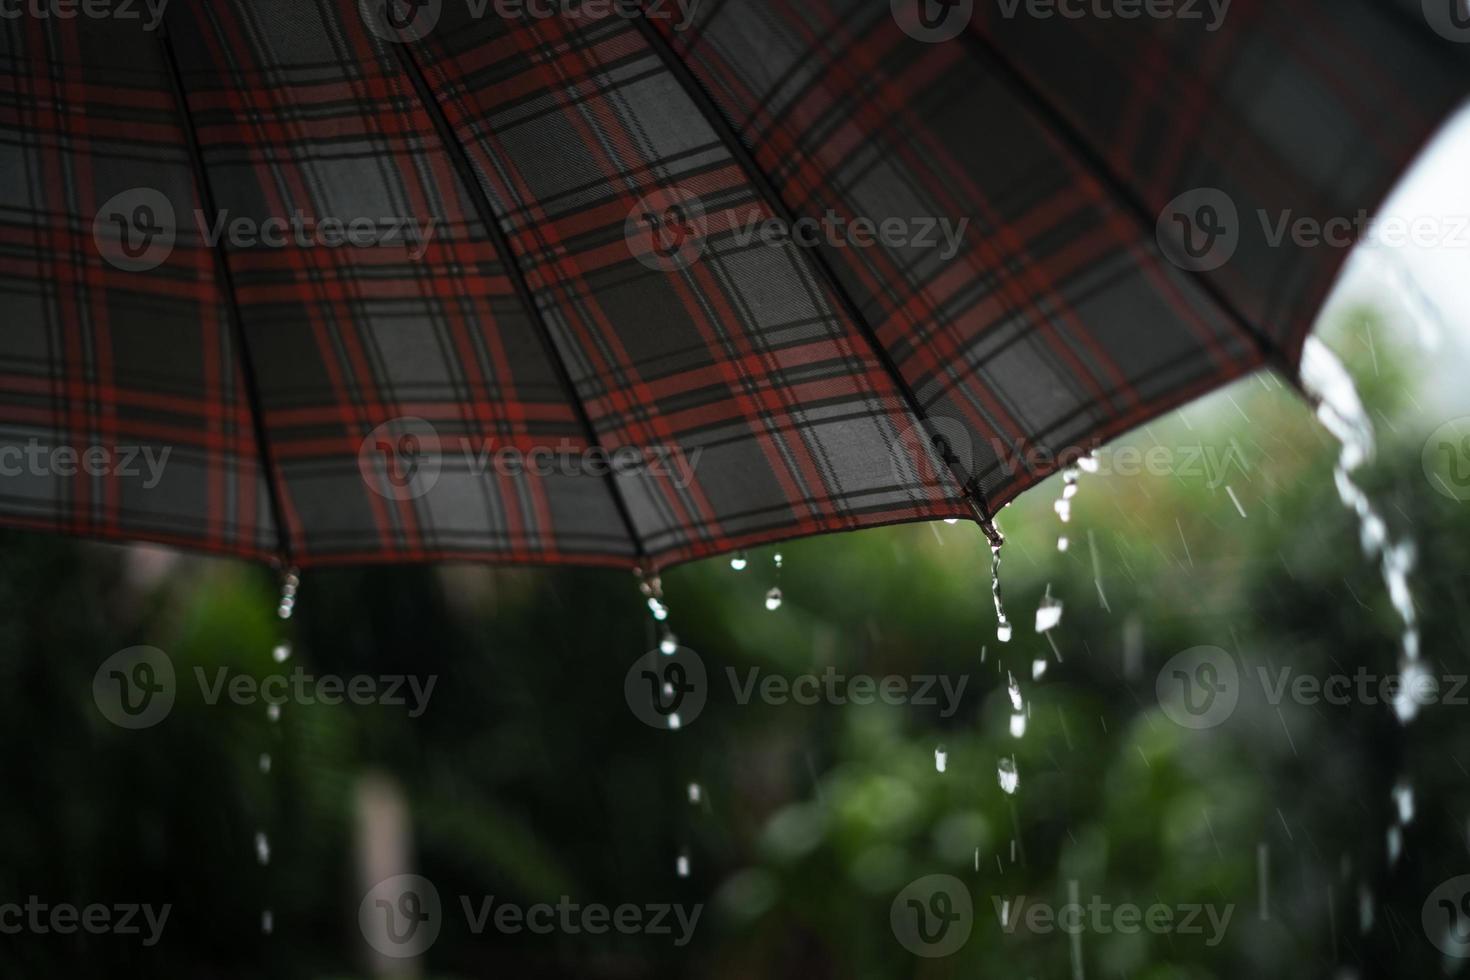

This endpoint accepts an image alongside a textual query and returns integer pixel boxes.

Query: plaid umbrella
[1,0,1465,574]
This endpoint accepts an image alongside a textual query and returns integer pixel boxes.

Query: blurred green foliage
[1,305,1469,978]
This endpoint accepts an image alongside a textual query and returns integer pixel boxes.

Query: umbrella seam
[157,29,295,565]
[631,9,1004,544]
[961,28,1307,397]
[387,39,649,565]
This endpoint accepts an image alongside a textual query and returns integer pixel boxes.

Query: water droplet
[1054,498,1071,522]
[272,643,291,664]
[997,756,1019,794]
[934,746,948,773]
[1393,782,1415,825]
[260,909,274,935]
[997,621,1013,642]
[1007,672,1023,711]
[648,596,669,621]
[668,712,682,731]
[1009,713,1027,738]
[659,629,679,655]
[687,782,702,804]
[773,552,783,569]
[276,569,299,620]
[1057,536,1069,552]
[259,753,272,775]
[255,831,271,866]
[267,704,281,723]
[1387,825,1403,864]
[764,587,783,611]
[1077,454,1099,474]
[730,551,748,571]
[1035,588,1064,633]
[943,517,959,525]
[1032,658,1047,681]
[676,851,691,877]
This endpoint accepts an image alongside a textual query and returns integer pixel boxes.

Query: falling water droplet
[687,782,702,804]
[676,851,691,878]
[272,643,291,664]
[934,746,948,773]
[1007,672,1023,711]
[260,910,274,936]
[1077,454,1099,474]
[997,756,1019,794]
[1387,826,1403,864]
[773,552,783,569]
[659,628,679,655]
[259,753,272,775]
[1393,782,1415,825]
[1009,713,1027,738]
[1057,536,1069,552]
[730,551,748,571]
[944,517,959,525]
[267,704,281,723]
[764,587,783,611]
[990,542,1012,642]
[1035,587,1064,633]
[276,569,300,620]
[255,831,271,866]
[668,712,682,731]
[648,596,669,621]
[1032,658,1047,681]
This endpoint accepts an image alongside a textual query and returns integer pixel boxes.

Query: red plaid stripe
[0,0,1463,569]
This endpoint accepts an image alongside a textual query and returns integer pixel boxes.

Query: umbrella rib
[632,13,1003,543]
[388,41,648,563]
[158,30,294,565]
[960,28,1304,391]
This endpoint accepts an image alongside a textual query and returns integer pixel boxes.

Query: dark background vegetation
[1,308,1468,978]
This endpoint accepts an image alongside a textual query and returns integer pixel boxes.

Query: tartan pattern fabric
[0,0,1464,569]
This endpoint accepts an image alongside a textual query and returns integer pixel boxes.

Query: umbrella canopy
[1,0,1465,571]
